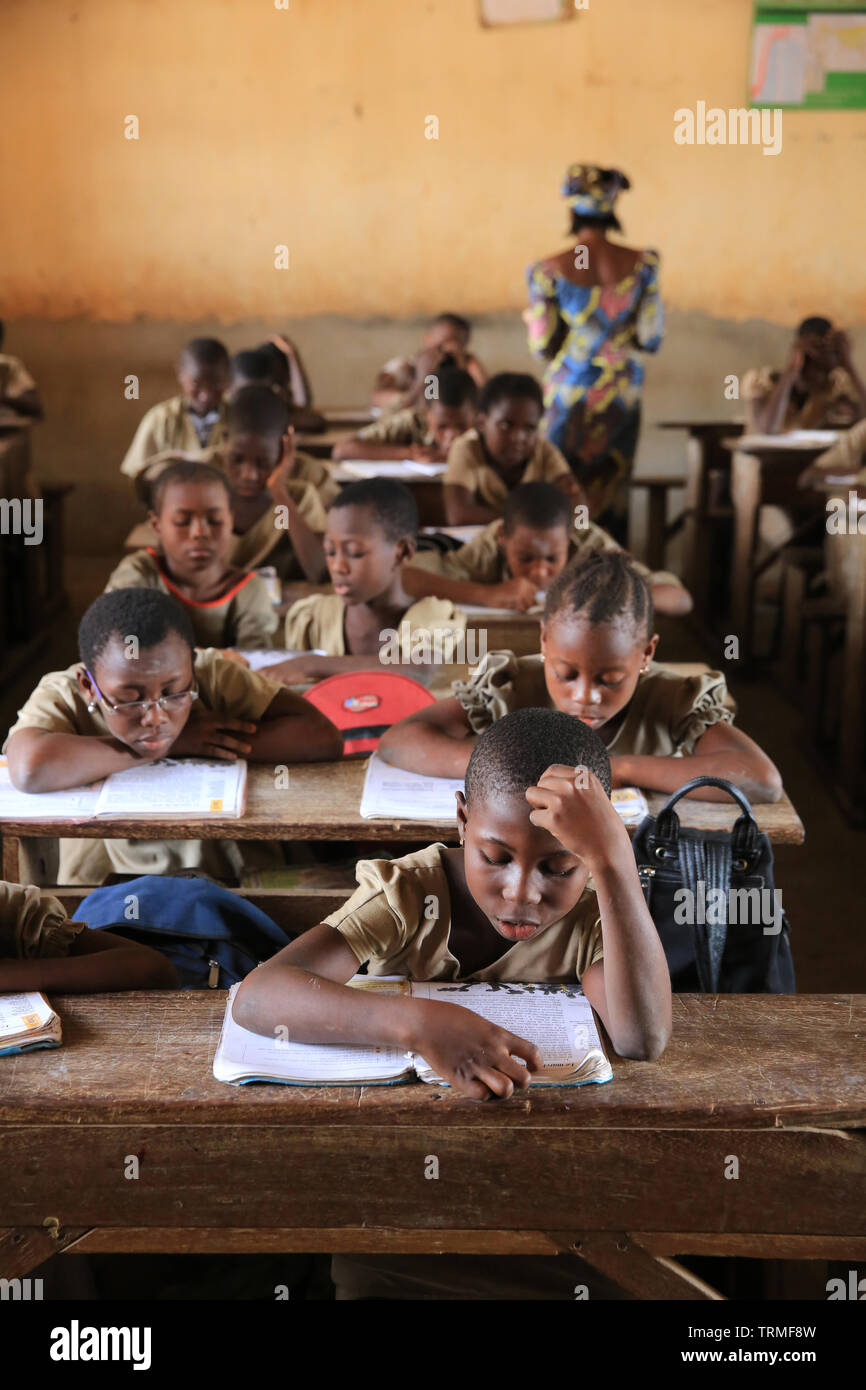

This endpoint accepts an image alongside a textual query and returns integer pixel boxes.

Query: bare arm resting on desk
[611,722,783,803]
[0,928,177,993]
[231,925,543,1101]
[378,695,476,777]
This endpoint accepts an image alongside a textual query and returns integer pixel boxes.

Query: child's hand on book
[489,577,539,611]
[413,1000,541,1100]
[169,711,257,761]
[525,763,630,871]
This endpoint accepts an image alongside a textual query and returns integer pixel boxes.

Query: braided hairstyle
[544,550,653,639]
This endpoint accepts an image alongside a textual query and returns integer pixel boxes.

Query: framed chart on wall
[479,0,578,26]
[750,3,866,107]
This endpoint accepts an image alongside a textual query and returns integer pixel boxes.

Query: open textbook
[0,756,246,820]
[213,977,611,1087]
[0,992,61,1056]
[358,753,648,825]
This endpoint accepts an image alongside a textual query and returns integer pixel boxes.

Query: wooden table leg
[1,834,21,884]
[838,528,866,809]
[646,485,668,573]
[731,450,762,670]
[574,1232,724,1300]
[0,1226,92,1282]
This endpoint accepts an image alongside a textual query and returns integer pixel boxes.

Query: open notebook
[238,649,326,671]
[0,992,61,1056]
[0,757,246,820]
[335,459,447,481]
[358,753,648,825]
[213,977,611,1087]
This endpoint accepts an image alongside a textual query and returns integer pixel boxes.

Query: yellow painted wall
[1,0,864,325]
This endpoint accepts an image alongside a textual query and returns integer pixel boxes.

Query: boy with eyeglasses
[4,588,341,885]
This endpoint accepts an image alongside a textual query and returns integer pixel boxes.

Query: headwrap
[561,163,630,218]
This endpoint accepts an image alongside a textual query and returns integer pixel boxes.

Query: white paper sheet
[335,459,447,481]
[359,755,462,821]
[238,649,325,671]
[0,760,102,820]
[738,430,839,450]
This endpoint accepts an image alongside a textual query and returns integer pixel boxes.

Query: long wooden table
[0,993,861,1299]
[0,754,806,887]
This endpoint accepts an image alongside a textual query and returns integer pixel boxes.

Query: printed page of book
[359,754,463,821]
[0,991,60,1052]
[0,759,102,819]
[95,758,247,818]
[411,980,612,1086]
[611,787,649,824]
[213,980,414,1085]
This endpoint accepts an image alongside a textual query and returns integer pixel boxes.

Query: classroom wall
[2,0,864,551]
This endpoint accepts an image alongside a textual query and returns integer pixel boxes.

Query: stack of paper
[0,992,61,1056]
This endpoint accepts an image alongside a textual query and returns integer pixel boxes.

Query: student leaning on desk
[3,588,341,885]
[379,550,782,804]
[233,707,672,1098]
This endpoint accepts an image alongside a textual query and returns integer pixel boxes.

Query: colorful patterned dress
[525,250,664,518]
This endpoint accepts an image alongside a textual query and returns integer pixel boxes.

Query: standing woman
[525,164,663,536]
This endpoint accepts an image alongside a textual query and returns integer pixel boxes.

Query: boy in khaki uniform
[0,320,44,425]
[443,372,579,525]
[120,337,230,481]
[105,460,278,651]
[406,481,691,616]
[332,368,478,463]
[233,706,672,1297]
[4,588,341,885]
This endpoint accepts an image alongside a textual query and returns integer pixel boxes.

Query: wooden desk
[319,406,376,429]
[727,437,833,669]
[1,993,861,1299]
[0,752,806,887]
[629,474,685,572]
[657,420,744,629]
[295,427,353,459]
[330,462,447,527]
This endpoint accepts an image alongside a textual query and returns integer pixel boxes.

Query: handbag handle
[653,775,759,858]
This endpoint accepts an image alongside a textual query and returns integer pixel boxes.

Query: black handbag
[631,775,795,993]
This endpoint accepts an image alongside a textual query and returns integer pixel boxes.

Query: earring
[87,701,97,712]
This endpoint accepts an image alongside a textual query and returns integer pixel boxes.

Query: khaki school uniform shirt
[0,881,85,959]
[452,654,734,757]
[813,418,866,482]
[444,429,571,513]
[742,366,863,432]
[105,549,278,650]
[120,396,229,479]
[322,842,603,982]
[356,408,432,448]
[408,517,683,591]
[5,649,286,885]
[0,354,37,405]
[284,592,466,655]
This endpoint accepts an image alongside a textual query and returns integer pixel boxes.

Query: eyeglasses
[84,669,199,719]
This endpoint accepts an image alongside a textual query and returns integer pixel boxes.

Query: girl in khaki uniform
[380,550,782,804]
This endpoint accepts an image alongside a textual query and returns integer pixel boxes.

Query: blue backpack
[78,875,293,989]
